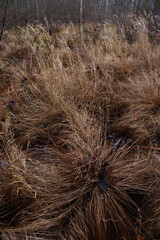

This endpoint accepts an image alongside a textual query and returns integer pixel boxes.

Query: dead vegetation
[0,18,160,240]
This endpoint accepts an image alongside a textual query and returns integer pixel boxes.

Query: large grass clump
[0,18,160,239]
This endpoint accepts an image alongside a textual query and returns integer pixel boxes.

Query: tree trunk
[35,0,39,20]
[0,0,9,41]
[80,0,83,32]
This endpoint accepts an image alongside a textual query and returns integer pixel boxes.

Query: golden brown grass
[0,18,160,240]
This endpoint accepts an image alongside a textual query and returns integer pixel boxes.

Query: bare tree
[27,0,31,10]
[35,0,39,20]
[80,0,83,32]
[14,0,17,9]
[106,0,109,10]
[0,0,9,41]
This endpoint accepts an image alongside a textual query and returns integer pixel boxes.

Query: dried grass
[0,19,160,240]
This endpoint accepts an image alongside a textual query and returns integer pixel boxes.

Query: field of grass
[0,17,160,239]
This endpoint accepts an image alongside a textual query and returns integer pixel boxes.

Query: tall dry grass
[0,18,160,239]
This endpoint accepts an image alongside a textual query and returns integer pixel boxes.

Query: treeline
[0,0,160,29]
